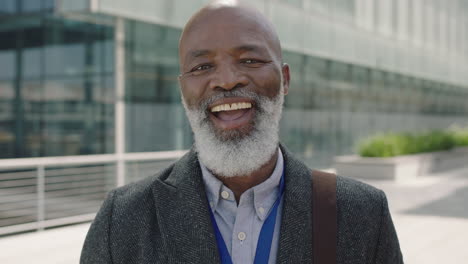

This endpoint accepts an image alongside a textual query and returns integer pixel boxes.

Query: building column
[13,15,24,158]
[114,17,126,187]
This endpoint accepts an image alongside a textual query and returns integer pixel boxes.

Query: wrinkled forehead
[178,6,282,64]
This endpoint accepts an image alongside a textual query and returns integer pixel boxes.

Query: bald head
[178,1,283,70]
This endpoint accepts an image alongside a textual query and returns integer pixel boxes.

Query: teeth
[211,102,252,112]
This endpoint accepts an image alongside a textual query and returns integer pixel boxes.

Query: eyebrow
[183,49,213,67]
[234,44,262,53]
[189,49,212,59]
[184,44,268,67]
[187,45,264,59]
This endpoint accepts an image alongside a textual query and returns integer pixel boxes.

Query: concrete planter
[334,147,468,181]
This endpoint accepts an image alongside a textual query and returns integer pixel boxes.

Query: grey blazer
[81,145,403,263]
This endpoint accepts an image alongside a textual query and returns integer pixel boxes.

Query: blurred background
[0,0,468,263]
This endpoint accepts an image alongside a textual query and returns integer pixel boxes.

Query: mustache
[199,89,262,114]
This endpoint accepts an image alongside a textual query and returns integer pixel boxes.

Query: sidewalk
[1,167,468,264]
[364,166,468,264]
[0,222,89,264]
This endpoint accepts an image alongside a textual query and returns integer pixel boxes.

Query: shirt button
[238,232,246,241]
[221,191,230,199]
[259,207,265,214]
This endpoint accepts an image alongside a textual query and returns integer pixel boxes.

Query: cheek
[180,79,206,108]
[251,67,283,98]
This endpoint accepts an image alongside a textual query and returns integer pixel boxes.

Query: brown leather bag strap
[311,170,337,264]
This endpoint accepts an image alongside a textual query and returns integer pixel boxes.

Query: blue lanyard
[209,170,285,264]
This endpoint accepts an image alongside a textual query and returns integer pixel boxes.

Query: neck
[215,150,278,204]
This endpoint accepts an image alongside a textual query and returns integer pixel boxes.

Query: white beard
[182,88,284,178]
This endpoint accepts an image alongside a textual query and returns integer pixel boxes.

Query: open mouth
[208,100,255,130]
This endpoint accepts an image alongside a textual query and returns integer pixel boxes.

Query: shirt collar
[200,161,224,210]
[200,147,284,221]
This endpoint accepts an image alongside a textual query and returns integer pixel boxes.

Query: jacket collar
[151,144,312,263]
[277,144,313,263]
[151,148,219,263]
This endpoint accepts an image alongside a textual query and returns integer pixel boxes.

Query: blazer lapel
[276,145,314,263]
[150,145,314,263]
[152,149,220,263]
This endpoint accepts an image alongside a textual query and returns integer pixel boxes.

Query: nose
[209,62,248,91]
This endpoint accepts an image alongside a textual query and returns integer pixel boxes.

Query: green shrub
[358,133,412,157]
[452,130,468,146]
[358,130,463,157]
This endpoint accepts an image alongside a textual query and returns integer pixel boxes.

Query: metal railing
[0,150,186,236]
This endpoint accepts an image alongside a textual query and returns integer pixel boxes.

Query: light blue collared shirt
[200,148,284,264]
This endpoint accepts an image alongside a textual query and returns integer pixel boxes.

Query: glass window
[44,44,86,76]
[40,77,114,156]
[91,39,114,74]
[21,0,42,12]
[385,73,401,112]
[22,47,42,78]
[410,77,424,113]
[0,0,16,15]
[329,61,351,110]
[424,81,439,114]
[103,40,115,73]
[350,65,369,111]
[42,19,114,77]
[0,81,14,157]
[125,20,192,152]
[309,58,332,110]
[369,69,385,111]
[397,75,411,112]
[0,51,15,80]
[43,0,54,10]
[329,61,350,84]
[351,65,368,89]
[21,80,42,157]
[304,56,328,109]
[438,83,451,115]
[0,81,14,100]
[0,15,115,159]
[283,51,305,108]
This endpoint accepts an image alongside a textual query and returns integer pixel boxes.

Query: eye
[243,59,259,64]
[241,58,267,67]
[190,64,213,73]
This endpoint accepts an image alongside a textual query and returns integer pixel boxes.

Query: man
[81,1,403,263]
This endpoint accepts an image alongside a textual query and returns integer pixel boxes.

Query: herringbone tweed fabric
[81,144,403,263]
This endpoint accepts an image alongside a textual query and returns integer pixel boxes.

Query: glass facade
[281,51,468,167]
[124,20,193,152]
[118,18,468,168]
[0,13,115,158]
[0,0,54,15]
[1,0,468,169]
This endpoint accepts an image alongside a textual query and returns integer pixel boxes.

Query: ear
[281,63,290,95]
[178,74,183,86]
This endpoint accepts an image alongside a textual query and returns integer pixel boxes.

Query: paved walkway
[0,222,89,264]
[364,166,468,264]
[1,167,468,264]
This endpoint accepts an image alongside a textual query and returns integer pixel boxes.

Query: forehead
[184,22,269,51]
[179,8,279,62]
